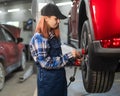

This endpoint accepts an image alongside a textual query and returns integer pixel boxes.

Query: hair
[35,16,60,38]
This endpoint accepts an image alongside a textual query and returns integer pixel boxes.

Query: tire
[0,62,5,90]
[20,52,26,70]
[80,20,115,93]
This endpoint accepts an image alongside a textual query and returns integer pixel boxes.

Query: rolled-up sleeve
[29,33,73,69]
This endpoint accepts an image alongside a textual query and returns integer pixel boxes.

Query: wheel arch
[78,0,88,48]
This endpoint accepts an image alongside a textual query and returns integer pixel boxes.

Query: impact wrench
[67,48,86,87]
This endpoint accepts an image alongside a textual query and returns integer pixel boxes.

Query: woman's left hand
[74,57,83,66]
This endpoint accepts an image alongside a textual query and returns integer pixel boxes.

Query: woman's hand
[71,49,77,58]
[71,49,81,58]
[71,49,83,66]
[74,57,83,66]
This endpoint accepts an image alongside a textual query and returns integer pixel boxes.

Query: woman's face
[45,16,60,29]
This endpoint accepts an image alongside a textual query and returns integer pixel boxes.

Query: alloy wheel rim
[81,30,88,80]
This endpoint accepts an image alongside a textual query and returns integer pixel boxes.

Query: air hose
[67,66,77,87]
[67,48,86,87]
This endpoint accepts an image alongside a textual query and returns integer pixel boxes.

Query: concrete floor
[0,70,36,96]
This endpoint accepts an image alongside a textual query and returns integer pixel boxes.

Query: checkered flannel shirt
[29,33,73,69]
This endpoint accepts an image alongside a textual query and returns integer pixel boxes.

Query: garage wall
[54,0,70,3]
[55,0,72,43]
[58,5,71,43]
[0,1,32,28]
[0,0,33,45]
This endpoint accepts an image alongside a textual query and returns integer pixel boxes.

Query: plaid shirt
[29,33,73,69]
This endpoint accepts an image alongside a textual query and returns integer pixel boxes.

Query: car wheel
[80,20,115,93]
[0,62,5,90]
[20,51,26,70]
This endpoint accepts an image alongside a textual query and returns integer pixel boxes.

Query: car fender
[77,0,94,42]
[89,0,120,40]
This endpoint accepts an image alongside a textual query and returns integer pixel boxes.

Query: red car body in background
[0,24,26,90]
[68,0,120,93]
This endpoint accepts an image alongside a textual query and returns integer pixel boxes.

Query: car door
[70,0,79,40]
[1,28,19,66]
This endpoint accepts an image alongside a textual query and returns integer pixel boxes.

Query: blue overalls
[37,37,67,96]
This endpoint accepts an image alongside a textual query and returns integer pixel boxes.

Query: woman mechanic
[29,3,82,96]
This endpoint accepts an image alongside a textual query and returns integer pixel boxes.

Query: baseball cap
[41,3,67,19]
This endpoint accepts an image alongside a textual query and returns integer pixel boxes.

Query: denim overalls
[37,36,67,96]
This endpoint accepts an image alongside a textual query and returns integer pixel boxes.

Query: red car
[0,24,26,90]
[68,0,120,93]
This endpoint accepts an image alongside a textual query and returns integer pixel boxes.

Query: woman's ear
[44,16,49,22]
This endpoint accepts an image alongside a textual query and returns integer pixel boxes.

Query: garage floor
[0,61,36,96]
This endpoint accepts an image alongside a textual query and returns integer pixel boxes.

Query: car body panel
[0,24,25,75]
[0,41,19,66]
[2,24,21,38]
[68,0,79,41]
[90,0,120,40]
[69,0,120,41]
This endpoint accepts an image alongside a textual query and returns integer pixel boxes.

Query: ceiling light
[8,8,20,12]
[56,2,72,6]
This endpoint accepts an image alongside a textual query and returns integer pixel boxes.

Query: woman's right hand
[71,49,83,66]
[71,49,78,58]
